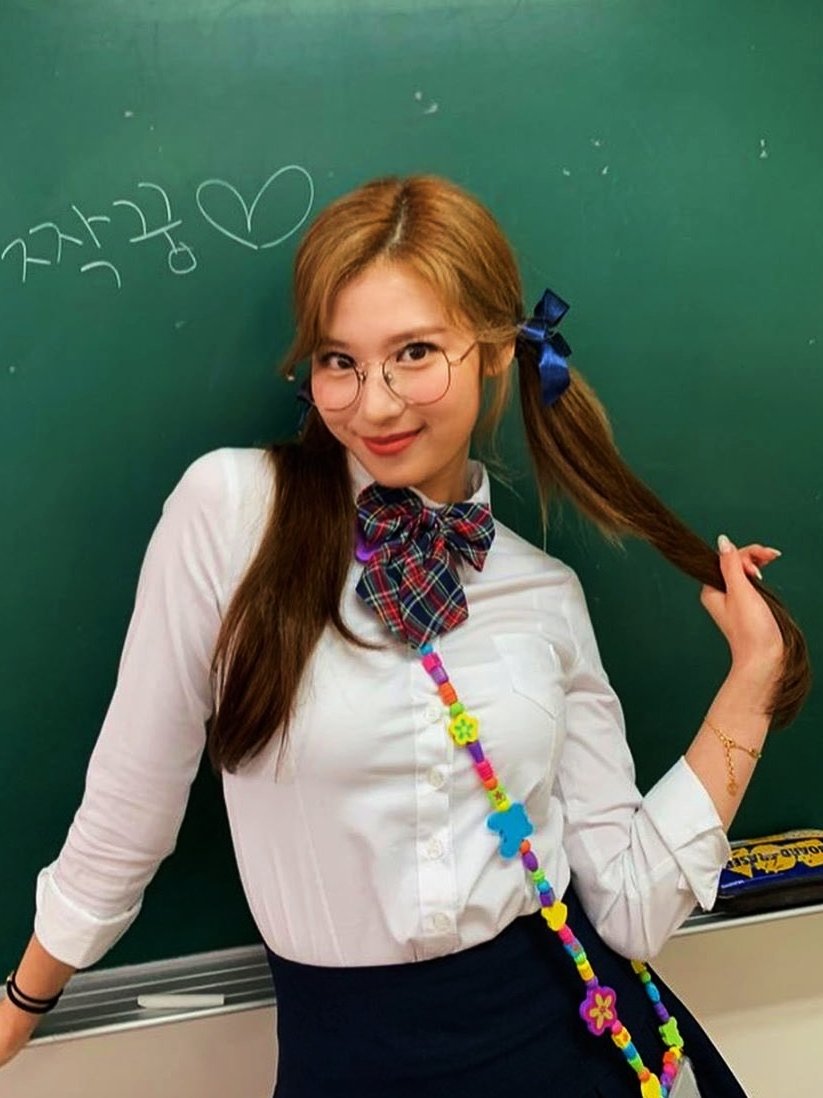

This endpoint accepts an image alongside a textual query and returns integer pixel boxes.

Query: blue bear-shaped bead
[486,802,533,858]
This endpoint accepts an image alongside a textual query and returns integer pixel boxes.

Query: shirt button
[425,704,442,724]
[425,837,444,860]
[427,767,445,790]
[431,912,453,933]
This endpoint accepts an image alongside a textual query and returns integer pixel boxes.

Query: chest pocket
[492,632,566,719]
[489,631,568,805]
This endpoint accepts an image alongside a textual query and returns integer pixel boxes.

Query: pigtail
[208,411,363,773]
[516,340,811,729]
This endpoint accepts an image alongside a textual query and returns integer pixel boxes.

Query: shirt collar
[347,451,490,509]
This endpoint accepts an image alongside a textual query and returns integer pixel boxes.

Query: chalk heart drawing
[195,165,315,250]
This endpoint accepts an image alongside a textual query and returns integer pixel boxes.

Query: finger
[719,531,772,592]
[739,545,783,583]
[719,533,750,579]
[743,560,764,582]
[739,543,782,563]
[740,549,765,582]
[700,584,727,629]
[700,583,725,610]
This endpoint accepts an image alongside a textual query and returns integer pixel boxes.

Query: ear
[485,339,517,377]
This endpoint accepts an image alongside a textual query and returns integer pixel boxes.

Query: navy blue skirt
[265,888,748,1097]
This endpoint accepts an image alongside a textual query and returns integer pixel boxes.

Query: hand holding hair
[700,535,785,689]
[688,534,784,822]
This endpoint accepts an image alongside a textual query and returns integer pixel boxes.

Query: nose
[355,365,405,422]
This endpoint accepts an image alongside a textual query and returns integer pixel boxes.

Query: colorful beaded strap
[353,486,687,1096]
[418,641,685,1098]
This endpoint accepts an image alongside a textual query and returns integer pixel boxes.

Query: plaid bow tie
[354,483,495,649]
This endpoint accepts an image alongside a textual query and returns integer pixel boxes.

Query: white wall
[2,910,821,1098]
[653,909,823,1096]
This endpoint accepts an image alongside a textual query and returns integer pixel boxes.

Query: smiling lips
[362,429,422,456]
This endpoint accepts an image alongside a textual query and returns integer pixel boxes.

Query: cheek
[451,361,484,412]
[314,409,350,443]
[436,377,482,433]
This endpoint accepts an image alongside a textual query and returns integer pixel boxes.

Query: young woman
[1,175,809,1097]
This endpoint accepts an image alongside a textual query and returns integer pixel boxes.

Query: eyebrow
[317,327,450,351]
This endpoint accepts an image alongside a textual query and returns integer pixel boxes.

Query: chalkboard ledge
[25,899,823,1045]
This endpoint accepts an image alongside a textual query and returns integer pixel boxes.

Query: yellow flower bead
[448,712,479,746]
[541,900,568,931]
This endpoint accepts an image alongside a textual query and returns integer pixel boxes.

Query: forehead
[322,262,462,345]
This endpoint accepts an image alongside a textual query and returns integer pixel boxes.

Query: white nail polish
[753,566,763,581]
[717,534,732,554]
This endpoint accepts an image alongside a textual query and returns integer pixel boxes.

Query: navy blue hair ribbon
[517,288,573,407]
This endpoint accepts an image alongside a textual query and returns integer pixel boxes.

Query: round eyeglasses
[307,340,477,412]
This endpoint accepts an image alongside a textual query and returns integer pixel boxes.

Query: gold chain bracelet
[703,717,763,796]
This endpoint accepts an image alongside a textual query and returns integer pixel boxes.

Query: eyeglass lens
[310,345,452,410]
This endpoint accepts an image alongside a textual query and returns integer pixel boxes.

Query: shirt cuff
[643,757,732,911]
[34,863,142,970]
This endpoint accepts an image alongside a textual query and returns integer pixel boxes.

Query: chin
[359,461,420,489]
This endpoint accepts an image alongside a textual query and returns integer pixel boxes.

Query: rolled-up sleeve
[34,450,236,969]
[555,570,731,960]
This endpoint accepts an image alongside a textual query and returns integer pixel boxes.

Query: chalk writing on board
[113,181,197,276]
[195,165,315,251]
[80,260,122,289]
[73,203,121,288]
[1,164,315,290]
[72,204,111,249]
[1,238,51,284]
[29,222,83,265]
[2,203,120,285]
[413,90,439,116]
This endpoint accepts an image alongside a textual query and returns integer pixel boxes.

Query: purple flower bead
[579,985,618,1037]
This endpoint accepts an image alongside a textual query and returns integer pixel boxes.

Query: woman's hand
[700,536,785,689]
[0,935,75,1069]
[0,996,41,1068]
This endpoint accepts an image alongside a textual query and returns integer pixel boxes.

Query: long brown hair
[207,175,810,772]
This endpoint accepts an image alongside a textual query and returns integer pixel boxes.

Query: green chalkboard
[2,0,821,972]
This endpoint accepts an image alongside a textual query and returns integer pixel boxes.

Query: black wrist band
[5,970,62,1014]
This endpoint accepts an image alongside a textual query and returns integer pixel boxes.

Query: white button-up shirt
[34,448,730,970]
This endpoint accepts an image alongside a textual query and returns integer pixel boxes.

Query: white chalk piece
[137,993,226,1010]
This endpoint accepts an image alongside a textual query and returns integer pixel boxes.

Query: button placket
[411,645,459,946]
[427,766,445,790]
[425,836,445,860]
[425,702,444,724]
[431,912,453,934]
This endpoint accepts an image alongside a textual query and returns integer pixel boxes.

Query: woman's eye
[319,353,355,371]
[396,342,438,364]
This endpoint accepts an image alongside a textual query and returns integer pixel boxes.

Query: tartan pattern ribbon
[354,483,495,648]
